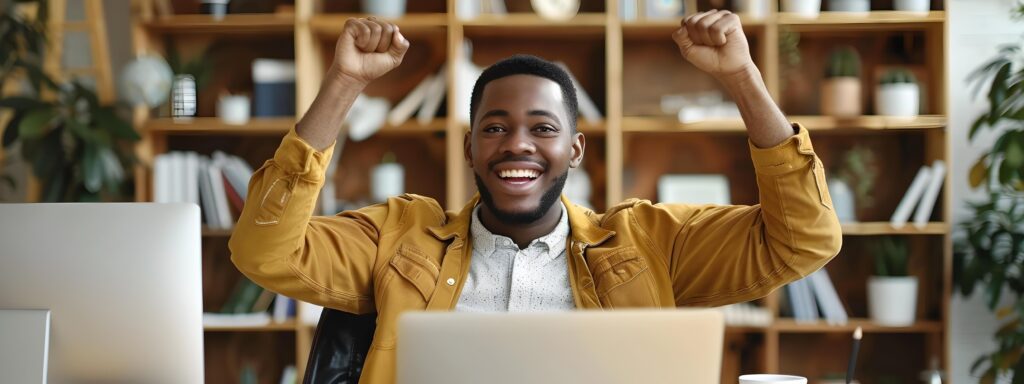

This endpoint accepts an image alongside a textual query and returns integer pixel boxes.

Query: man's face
[465,74,585,224]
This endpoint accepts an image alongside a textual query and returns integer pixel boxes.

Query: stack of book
[784,268,849,325]
[152,151,254,230]
[202,277,296,327]
[890,159,947,229]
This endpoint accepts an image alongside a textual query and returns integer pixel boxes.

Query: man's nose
[499,127,535,154]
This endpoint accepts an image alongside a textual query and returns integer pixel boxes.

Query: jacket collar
[427,194,615,248]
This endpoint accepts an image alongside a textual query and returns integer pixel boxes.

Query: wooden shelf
[460,13,606,37]
[204,319,298,332]
[622,115,946,133]
[778,11,945,31]
[772,318,943,333]
[143,14,295,35]
[145,117,446,136]
[310,13,448,37]
[622,15,765,38]
[841,222,948,236]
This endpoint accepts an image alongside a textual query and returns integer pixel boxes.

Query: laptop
[0,203,204,383]
[397,309,724,384]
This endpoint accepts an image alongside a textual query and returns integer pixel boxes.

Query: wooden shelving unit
[131,0,950,382]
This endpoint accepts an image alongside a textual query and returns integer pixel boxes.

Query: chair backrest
[303,308,377,384]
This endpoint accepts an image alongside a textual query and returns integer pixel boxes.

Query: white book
[890,165,933,229]
[802,278,820,322]
[184,152,200,207]
[169,152,184,203]
[417,67,447,125]
[555,61,603,124]
[788,281,811,322]
[207,161,234,230]
[153,154,170,203]
[272,294,292,323]
[225,155,254,200]
[913,160,946,229]
[197,157,220,228]
[388,72,435,127]
[807,269,848,325]
[299,301,324,326]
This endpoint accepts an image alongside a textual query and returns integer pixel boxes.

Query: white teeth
[499,169,540,179]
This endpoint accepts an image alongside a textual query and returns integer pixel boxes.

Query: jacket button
[446,278,456,286]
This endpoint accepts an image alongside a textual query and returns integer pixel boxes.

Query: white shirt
[455,203,575,312]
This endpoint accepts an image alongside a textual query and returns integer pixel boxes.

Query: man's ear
[463,130,473,165]
[569,132,585,168]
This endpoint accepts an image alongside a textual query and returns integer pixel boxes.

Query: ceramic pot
[868,276,918,326]
[821,77,862,117]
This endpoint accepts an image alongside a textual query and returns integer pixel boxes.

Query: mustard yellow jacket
[229,124,841,384]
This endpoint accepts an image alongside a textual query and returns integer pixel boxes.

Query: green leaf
[972,355,990,375]
[0,97,46,111]
[94,107,138,141]
[972,153,991,188]
[82,141,102,193]
[1001,161,1017,186]
[1008,139,1024,169]
[990,62,1013,121]
[989,271,1007,310]
[17,108,57,140]
[971,114,991,141]
[41,170,66,203]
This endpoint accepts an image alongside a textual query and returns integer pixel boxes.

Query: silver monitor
[0,203,204,383]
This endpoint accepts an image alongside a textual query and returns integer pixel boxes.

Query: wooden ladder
[45,0,115,103]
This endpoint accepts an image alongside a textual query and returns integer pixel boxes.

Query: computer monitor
[0,203,204,383]
[397,309,724,384]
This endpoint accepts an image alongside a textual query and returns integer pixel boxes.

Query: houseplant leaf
[94,106,138,140]
[971,153,990,188]
[17,107,56,140]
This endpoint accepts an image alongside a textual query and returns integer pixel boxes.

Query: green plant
[872,236,908,277]
[825,46,861,79]
[0,0,139,202]
[880,68,918,85]
[832,145,878,210]
[955,2,1024,382]
[166,40,215,91]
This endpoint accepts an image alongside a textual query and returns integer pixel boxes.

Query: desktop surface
[0,203,204,383]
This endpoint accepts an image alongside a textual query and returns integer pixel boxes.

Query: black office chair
[302,308,377,384]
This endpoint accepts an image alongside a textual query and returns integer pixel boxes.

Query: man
[230,11,841,383]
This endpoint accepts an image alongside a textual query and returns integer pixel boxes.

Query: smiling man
[231,11,841,383]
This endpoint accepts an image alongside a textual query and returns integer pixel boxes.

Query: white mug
[739,374,808,384]
[217,95,250,125]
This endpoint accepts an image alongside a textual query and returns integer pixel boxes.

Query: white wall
[949,1,1024,383]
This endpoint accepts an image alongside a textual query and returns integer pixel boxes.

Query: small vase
[868,276,918,326]
[875,83,920,117]
[171,74,196,121]
[361,0,406,18]
[821,77,862,117]
[781,0,821,17]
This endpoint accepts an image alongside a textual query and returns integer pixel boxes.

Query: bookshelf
[131,0,950,382]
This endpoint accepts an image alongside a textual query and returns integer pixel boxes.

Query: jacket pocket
[812,157,833,210]
[591,247,658,308]
[388,245,440,302]
[254,176,291,226]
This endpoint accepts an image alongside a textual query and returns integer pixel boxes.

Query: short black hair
[470,55,579,133]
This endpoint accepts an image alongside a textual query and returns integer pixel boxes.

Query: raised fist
[332,17,410,85]
[671,10,754,77]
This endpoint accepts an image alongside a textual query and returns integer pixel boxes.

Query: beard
[475,170,568,225]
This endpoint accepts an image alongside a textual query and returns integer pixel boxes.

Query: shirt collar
[470,202,569,256]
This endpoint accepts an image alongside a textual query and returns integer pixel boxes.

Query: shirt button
[446,278,456,286]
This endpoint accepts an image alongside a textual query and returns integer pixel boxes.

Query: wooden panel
[779,333,928,383]
[204,332,296,384]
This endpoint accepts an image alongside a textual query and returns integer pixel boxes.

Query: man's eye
[484,125,505,133]
[534,125,557,133]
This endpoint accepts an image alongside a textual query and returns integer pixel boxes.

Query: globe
[119,55,173,108]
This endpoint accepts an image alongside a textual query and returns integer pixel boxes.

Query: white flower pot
[735,0,768,19]
[781,0,821,17]
[868,276,918,326]
[362,0,406,18]
[821,77,862,117]
[895,0,930,12]
[371,163,404,203]
[829,0,870,12]
[875,83,920,117]
[828,178,856,222]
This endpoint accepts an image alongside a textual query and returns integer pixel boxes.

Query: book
[153,154,170,203]
[890,165,933,229]
[207,160,233,230]
[216,151,254,201]
[197,156,220,228]
[913,159,946,228]
[417,65,448,126]
[807,269,848,325]
[184,151,200,207]
[279,365,297,384]
[202,312,271,328]
[221,277,264,314]
[272,294,294,323]
[222,173,244,217]
[388,72,435,127]
[250,288,276,314]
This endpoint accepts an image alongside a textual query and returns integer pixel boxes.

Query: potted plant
[875,68,920,117]
[955,4,1024,381]
[821,46,862,117]
[894,0,930,13]
[0,0,139,202]
[781,0,821,17]
[828,0,869,12]
[829,145,877,222]
[868,236,917,326]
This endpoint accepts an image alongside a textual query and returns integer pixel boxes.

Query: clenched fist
[332,17,410,85]
[672,10,754,77]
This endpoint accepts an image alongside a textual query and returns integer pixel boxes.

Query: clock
[531,0,580,21]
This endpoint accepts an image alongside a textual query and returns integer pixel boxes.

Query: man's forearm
[295,66,367,151]
[717,65,793,148]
